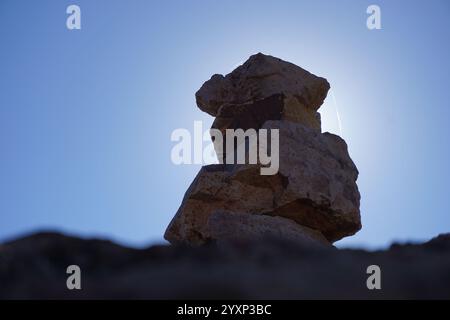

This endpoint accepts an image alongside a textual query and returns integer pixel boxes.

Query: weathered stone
[207,211,331,247]
[262,120,361,241]
[164,164,282,245]
[166,53,360,247]
[196,53,329,130]
[2,232,450,299]
[164,120,360,244]
[211,94,284,162]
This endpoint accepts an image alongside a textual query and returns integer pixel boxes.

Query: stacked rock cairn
[165,53,361,247]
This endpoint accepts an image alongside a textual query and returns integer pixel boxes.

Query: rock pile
[2,232,450,299]
[165,53,361,246]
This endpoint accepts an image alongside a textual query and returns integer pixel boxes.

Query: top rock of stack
[195,53,330,130]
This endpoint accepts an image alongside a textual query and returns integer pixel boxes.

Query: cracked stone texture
[165,120,360,245]
[196,52,330,129]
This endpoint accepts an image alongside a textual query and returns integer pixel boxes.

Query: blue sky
[1,0,449,248]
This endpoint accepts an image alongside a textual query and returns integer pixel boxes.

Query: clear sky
[1,0,449,248]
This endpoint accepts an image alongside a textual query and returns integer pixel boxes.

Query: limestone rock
[164,120,360,244]
[196,53,330,130]
[207,211,331,247]
[261,120,361,241]
[164,164,281,246]
[166,53,360,247]
[199,54,329,162]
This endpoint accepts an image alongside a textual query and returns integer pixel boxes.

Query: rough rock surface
[207,211,330,247]
[1,232,450,299]
[165,53,360,247]
[165,120,360,245]
[196,53,330,130]
[202,54,330,160]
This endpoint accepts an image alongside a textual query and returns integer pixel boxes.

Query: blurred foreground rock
[1,232,449,299]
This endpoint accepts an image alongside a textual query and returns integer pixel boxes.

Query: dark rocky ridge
[165,54,361,246]
[1,232,449,299]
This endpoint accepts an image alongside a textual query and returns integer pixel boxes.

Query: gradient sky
[1,0,449,248]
